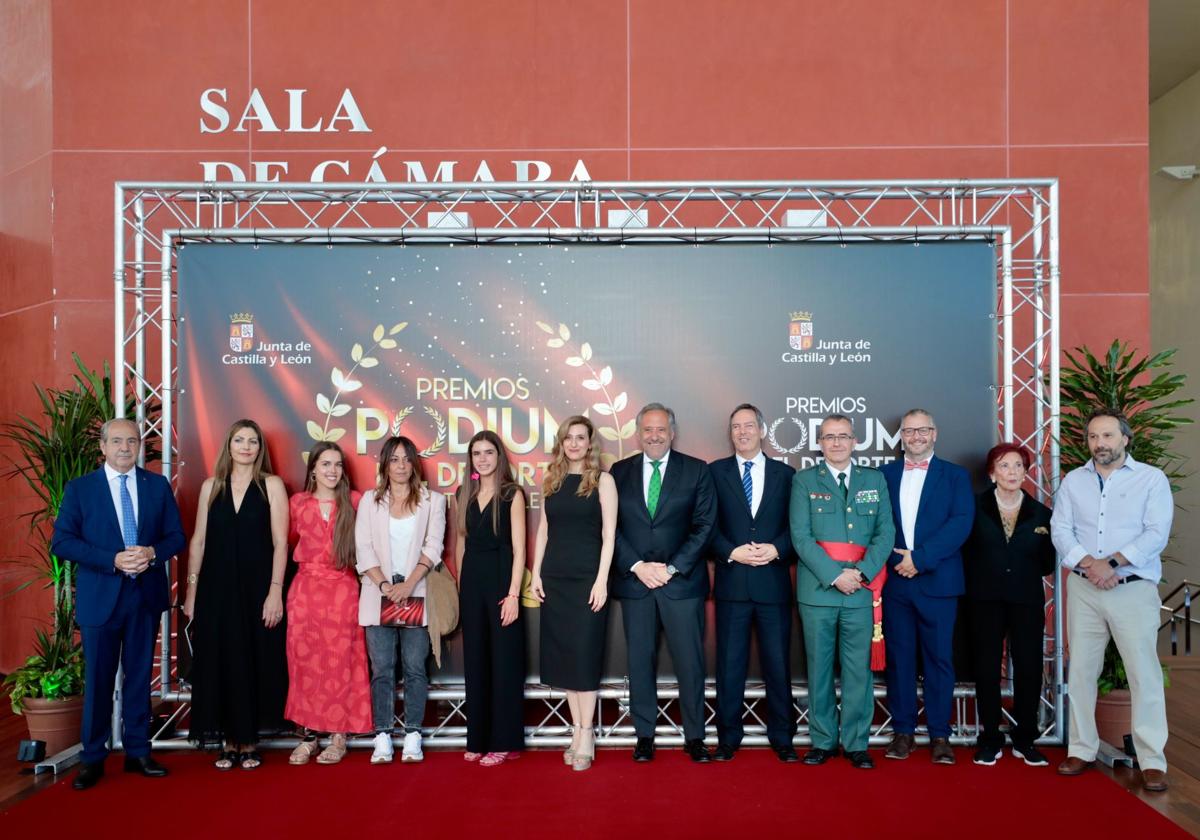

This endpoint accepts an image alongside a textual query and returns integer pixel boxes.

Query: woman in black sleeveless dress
[183,419,290,770]
[530,415,617,770]
[455,430,527,767]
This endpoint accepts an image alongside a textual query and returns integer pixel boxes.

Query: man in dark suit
[51,418,185,790]
[611,402,716,763]
[879,408,974,765]
[708,403,797,762]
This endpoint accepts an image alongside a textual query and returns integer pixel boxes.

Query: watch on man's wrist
[666,564,679,576]
[1108,557,1120,569]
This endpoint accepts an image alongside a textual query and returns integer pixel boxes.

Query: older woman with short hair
[964,443,1056,768]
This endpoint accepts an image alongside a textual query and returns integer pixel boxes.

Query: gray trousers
[365,624,431,734]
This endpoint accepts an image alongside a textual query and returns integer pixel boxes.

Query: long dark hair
[375,435,424,514]
[455,430,521,535]
[304,442,356,571]
[208,418,273,509]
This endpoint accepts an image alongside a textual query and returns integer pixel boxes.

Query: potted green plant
[1058,339,1191,751]
[1,354,146,756]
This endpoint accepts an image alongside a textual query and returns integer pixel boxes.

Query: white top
[387,515,427,623]
[1051,454,1173,583]
[898,453,932,550]
[736,451,765,517]
[103,463,138,543]
[642,449,672,505]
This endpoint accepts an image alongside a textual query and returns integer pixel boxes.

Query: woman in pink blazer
[356,435,447,764]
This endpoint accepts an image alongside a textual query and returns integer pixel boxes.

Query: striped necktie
[119,473,138,547]
[742,460,754,508]
[647,460,663,517]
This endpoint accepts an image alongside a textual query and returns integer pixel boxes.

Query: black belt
[1072,569,1143,584]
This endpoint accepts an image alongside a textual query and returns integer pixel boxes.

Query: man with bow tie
[880,409,974,764]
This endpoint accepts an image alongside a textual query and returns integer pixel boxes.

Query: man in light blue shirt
[1050,409,1172,792]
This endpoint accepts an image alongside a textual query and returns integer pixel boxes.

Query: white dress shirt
[898,452,932,550]
[104,462,139,542]
[827,462,852,496]
[736,451,766,518]
[642,449,671,505]
[1051,454,1173,582]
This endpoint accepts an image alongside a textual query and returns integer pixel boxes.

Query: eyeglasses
[820,434,854,443]
[900,427,935,437]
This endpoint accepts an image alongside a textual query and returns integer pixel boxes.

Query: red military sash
[817,540,887,671]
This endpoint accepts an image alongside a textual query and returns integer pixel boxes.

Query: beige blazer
[356,487,447,626]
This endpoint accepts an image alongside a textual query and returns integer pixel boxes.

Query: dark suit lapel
[722,458,752,516]
[94,468,125,544]
[914,457,944,535]
[624,454,652,524]
[757,459,780,519]
[135,468,154,542]
[1015,490,1037,528]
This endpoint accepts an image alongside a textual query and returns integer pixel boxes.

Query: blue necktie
[119,473,138,548]
[742,461,754,509]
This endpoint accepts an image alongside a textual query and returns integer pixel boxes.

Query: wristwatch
[1107,558,1120,569]
[186,573,198,585]
[666,564,679,576]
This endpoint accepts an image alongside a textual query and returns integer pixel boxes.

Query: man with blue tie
[709,404,797,762]
[51,418,185,790]
[879,409,974,764]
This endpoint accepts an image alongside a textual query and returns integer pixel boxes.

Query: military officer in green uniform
[790,413,894,770]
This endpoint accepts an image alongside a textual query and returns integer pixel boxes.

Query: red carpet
[1,747,1188,838]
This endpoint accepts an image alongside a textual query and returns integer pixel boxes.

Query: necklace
[994,489,1023,512]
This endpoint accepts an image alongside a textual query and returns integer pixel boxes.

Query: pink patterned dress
[285,491,371,733]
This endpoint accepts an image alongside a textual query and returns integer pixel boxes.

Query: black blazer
[708,455,795,604]
[610,450,716,600]
[963,488,1056,606]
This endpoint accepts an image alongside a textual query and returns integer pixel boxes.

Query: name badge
[854,489,880,504]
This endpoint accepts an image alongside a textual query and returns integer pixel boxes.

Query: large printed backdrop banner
[178,241,997,681]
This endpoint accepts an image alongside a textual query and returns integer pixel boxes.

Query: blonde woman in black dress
[530,416,617,771]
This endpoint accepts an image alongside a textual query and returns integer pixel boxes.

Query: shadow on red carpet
[0,747,1187,838]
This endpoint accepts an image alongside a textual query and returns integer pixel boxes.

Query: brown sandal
[316,733,348,765]
[289,738,321,765]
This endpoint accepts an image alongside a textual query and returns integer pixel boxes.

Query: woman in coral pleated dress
[284,442,372,765]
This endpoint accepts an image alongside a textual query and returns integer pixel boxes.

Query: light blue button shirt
[1050,454,1173,582]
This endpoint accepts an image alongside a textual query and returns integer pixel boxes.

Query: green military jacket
[789,463,895,608]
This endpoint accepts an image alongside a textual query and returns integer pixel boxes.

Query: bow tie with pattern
[904,460,930,471]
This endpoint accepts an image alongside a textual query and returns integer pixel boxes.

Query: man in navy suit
[611,403,716,763]
[879,409,974,765]
[51,418,185,790]
[708,404,797,762]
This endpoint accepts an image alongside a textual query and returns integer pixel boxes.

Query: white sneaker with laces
[402,730,424,763]
[371,732,394,764]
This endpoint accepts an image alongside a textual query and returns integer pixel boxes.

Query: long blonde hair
[208,419,273,509]
[542,415,601,498]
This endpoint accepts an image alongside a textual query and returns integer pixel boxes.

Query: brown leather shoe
[1142,769,1169,792]
[930,737,956,765]
[1056,756,1096,776]
[885,733,914,760]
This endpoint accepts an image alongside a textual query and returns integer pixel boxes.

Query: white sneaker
[401,730,424,763]
[370,732,394,764]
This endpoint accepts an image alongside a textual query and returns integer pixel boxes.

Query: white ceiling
[1151,0,1200,101]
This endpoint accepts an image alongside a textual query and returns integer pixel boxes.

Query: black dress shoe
[73,763,105,790]
[713,743,737,761]
[772,744,800,763]
[684,739,712,763]
[847,750,875,769]
[802,747,839,765]
[632,737,655,762]
[124,755,169,777]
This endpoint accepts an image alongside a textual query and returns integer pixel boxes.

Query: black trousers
[715,599,794,748]
[967,599,1045,748]
[621,591,707,741]
[460,554,526,753]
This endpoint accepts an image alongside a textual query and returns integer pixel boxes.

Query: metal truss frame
[113,179,1061,749]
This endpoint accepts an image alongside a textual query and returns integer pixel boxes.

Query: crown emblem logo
[789,310,813,350]
[229,312,254,353]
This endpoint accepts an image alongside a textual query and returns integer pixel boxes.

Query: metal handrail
[1159,580,1195,655]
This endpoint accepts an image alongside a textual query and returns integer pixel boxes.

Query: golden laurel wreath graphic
[302,321,407,462]
[391,405,447,458]
[767,417,808,455]
[535,320,633,465]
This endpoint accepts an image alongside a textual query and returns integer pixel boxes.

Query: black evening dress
[188,478,288,746]
[539,474,607,690]
[459,490,526,753]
